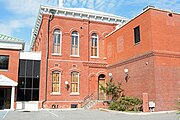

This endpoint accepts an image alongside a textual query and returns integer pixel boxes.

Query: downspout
[87,20,90,95]
[42,11,55,109]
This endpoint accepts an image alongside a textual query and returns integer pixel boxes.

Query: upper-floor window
[52,71,61,93]
[53,29,62,55]
[91,33,98,57]
[71,72,79,94]
[134,26,140,44]
[71,31,79,56]
[0,55,9,70]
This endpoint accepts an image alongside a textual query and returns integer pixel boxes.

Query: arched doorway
[98,74,106,100]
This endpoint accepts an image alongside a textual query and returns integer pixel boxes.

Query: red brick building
[30,5,128,109]
[0,34,24,110]
[1,5,179,112]
[106,7,180,111]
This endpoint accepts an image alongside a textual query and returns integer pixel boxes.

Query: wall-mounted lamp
[108,73,113,81]
[65,81,69,90]
[124,68,130,82]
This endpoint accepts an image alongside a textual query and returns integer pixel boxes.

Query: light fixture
[108,73,113,81]
[124,68,129,82]
[65,81,69,90]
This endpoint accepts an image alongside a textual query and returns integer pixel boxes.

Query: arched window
[71,31,79,56]
[52,71,61,93]
[71,72,79,93]
[91,33,98,57]
[53,29,61,54]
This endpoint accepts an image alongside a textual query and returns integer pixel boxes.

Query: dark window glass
[25,90,32,101]
[17,60,40,101]
[134,26,140,44]
[18,77,25,88]
[26,60,33,77]
[0,55,9,70]
[19,60,26,76]
[33,61,40,77]
[32,90,39,101]
[26,78,33,88]
[33,78,39,88]
[17,89,24,101]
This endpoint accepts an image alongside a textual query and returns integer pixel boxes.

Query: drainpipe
[42,10,55,109]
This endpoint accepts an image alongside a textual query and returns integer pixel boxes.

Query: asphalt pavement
[0,109,179,120]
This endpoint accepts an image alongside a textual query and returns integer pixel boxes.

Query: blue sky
[0,0,180,50]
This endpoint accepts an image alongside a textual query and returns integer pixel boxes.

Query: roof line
[106,6,180,38]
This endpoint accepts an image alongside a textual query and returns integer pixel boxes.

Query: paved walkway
[0,109,179,120]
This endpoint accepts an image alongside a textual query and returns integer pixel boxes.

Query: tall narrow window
[71,31,79,56]
[52,72,61,93]
[0,55,9,70]
[71,72,79,93]
[91,33,98,57]
[134,26,140,44]
[53,29,61,54]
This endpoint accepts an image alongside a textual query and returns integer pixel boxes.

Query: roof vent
[143,5,155,11]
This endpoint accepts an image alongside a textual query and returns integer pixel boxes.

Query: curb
[99,108,177,115]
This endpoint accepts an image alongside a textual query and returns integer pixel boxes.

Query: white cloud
[2,0,43,16]
[0,17,35,36]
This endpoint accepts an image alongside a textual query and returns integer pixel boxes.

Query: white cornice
[30,5,129,49]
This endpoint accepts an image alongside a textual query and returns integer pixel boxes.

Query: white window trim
[70,72,80,94]
[71,31,79,56]
[53,30,62,55]
[0,69,8,71]
[52,53,62,56]
[51,72,61,94]
[91,33,99,57]
[70,54,80,58]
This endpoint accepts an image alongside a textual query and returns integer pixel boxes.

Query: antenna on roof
[47,0,64,7]
[58,0,64,7]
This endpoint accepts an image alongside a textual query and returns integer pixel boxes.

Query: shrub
[100,81,124,101]
[109,96,143,112]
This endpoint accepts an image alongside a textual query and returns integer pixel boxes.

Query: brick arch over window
[88,73,96,80]
[68,68,81,75]
[69,28,80,35]
[50,25,64,34]
[96,71,107,80]
[50,68,63,74]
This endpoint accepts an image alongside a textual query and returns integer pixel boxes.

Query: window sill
[134,42,140,46]
[0,69,8,72]
[50,93,61,96]
[70,93,80,96]
[52,53,62,56]
[70,55,80,58]
[90,56,99,59]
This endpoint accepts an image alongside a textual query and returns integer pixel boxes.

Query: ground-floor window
[52,71,61,93]
[71,72,79,93]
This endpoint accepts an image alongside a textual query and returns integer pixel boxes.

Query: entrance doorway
[98,74,106,100]
[0,88,11,109]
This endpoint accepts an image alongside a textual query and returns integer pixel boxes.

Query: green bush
[108,96,143,112]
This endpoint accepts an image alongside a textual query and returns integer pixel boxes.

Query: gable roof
[0,75,18,86]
